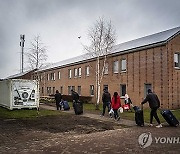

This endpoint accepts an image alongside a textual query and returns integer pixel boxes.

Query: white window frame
[174,53,180,68]
[47,74,49,81]
[78,67,82,77]
[90,85,94,96]
[121,59,127,72]
[74,68,78,77]
[86,66,90,76]
[58,71,61,79]
[113,60,119,73]
[104,63,108,75]
[68,69,72,79]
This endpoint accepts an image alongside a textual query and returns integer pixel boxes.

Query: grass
[1,101,180,124]
[0,107,63,119]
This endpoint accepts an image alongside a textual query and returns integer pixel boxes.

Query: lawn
[0,107,63,119]
[1,102,180,124]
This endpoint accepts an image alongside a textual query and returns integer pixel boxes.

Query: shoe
[149,124,153,127]
[100,115,104,117]
[156,124,162,128]
[117,116,120,121]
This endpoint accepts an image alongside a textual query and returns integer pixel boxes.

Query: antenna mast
[20,34,25,73]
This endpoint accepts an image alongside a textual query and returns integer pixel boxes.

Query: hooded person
[141,89,162,128]
[101,88,111,116]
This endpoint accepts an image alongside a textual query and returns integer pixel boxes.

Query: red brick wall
[37,34,180,109]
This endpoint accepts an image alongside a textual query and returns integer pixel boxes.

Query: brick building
[34,27,180,109]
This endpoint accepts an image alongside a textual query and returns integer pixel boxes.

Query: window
[90,85,94,96]
[42,87,44,94]
[68,86,72,95]
[144,83,152,97]
[74,68,78,77]
[113,61,119,73]
[68,69,72,79]
[58,71,61,79]
[120,84,126,97]
[121,59,127,72]
[85,66,90,76]
[47,87,51,94]
[78,86,81,95]
[50,73,55,80]
[78,67,82,77]
[60,86,63,94]
[174,53,180,68]
[47,74,49,81]
[103,85,108,91]
[104,63,108,74]
[53,87,55,94]
[68,86,75,95]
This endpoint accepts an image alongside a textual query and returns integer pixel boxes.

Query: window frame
[113,60,119,74]
[174,53,180,68]
[90,85,94,96]
[121,59,127,72]
[120,84,126,97]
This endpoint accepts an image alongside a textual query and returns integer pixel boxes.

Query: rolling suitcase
[161,110,179,127]
[133,105,144,127]
[73,101,83,115]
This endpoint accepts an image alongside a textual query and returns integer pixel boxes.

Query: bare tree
[84,17,116,109]
[26,35,48,70]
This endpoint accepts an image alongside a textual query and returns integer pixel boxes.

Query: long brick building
[33,27,180,109]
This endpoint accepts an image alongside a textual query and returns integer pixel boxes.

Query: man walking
[55,90,62,110]
[101,88,111,117]
[141,89,162,128]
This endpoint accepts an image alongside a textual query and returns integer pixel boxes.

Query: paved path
[40,103,136,127]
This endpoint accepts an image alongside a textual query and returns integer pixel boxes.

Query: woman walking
[111,92,121,121]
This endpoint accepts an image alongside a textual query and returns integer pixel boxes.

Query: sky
[0,0,180,79]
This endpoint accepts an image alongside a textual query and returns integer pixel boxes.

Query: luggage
[161,110,179,127]
[133,105,144,127]
[62,101,70,110]
[73,101,83,115]
[123,104,130,110]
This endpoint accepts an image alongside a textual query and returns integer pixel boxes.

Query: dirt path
[0,104,179,154]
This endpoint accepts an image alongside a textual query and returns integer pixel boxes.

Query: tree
[84,17,116,109]
[26,35,48,70]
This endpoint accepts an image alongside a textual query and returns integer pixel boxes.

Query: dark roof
[38,26,180,72]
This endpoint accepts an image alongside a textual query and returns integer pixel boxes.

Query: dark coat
[102,91,111,103]
[55,93,62,104]
[71,91,79,102]
[141,92,160,109]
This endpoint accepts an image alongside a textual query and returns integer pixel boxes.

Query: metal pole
[20,35,25,73]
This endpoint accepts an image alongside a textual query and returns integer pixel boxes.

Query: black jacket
[141,92,160,109]
[71,91,79,102]
[102,91,111,103]
[55,93,62,104]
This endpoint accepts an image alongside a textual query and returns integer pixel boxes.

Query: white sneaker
[156,124,162,128]
[149,124,153,127]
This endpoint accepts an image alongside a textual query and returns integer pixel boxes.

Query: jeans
[150,107,160,124]
[113,109,119,119]
[102,102,111,116]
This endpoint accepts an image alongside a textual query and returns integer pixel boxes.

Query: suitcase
[62,101,70,110]
[123,104,130,110]
[73,101,83,115]
[133,105,144,127]
[161,110,179,127]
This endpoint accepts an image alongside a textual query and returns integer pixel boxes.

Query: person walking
[124,94,132,112]
[111,92,121,120]
[141,89,162,128]
[101,88,111,116]
[55,90,62,110]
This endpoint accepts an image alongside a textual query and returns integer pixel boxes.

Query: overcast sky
[0,0,180,79]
